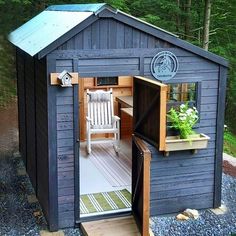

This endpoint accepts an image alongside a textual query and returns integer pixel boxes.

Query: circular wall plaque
[150,51,179,81]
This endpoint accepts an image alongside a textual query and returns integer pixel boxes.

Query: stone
[33,210,42,217]
[210,204,228,215]
[27,194,38,204]
[149,219,154,226]
[176,213,190,220]
[13,151,21,158]
[183,209,199,219]
[17,168,26,176]
[149,228,155,236]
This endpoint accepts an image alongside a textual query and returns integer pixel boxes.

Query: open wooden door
[132,76,167,236]
[132,136,151,236]
[133,76,167,151]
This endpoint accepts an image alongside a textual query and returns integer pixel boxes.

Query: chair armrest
[112,116,120,123]
[86,116,92,122]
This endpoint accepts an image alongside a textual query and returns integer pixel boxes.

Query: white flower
[179,116,186,121]
[186,108,193,115]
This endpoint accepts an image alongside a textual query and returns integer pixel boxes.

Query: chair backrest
[87,89,114,127]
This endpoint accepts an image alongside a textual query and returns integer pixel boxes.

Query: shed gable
[56,18,172,50]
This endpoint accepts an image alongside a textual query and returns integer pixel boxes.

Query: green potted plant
[164,103,210,155]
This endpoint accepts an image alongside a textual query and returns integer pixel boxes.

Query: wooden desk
[121,108,133,117]
[116,96,133,137]
[116,96,133,108]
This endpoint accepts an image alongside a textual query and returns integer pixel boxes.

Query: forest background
[0,0,235,154]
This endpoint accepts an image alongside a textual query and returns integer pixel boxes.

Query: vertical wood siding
[46,16,224,224]
[35,58,50,223]
[147,63,220,215]
[56,18,171,50]
[17,51,52,228]
[24,53,37,189]
[55,60,76,228]
[50,47,220,217]
[17,50,37,190]
[16,49,26,165]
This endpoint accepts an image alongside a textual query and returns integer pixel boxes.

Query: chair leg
[114,122,120,153]
[87,127,91,154]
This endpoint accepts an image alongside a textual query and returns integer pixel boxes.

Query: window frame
[95,76,119,86]
[166,81,201,129]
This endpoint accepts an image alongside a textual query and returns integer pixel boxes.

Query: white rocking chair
[86,89,120,154]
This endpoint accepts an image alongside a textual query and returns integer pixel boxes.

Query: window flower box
[164,133,210,156]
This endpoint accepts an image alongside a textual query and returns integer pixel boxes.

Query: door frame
[74,77,132,224]
[74,76,161,230]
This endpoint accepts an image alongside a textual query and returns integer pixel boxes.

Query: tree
[184,0,192,40]
[202,0,212,50]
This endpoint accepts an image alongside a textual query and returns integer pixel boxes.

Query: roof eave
[113,10,229,67]
[8,5,229,67]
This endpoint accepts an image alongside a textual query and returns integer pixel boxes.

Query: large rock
[183,209,199,219]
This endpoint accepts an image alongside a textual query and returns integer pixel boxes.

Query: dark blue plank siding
[57,19,170,50]
[46,16,223,225]
[16,49,26,165]
[51,49,219,218]
[55,60,76,228]
[24,53,37,189]
[35,57,50,223]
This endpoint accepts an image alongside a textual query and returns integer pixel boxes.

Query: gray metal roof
[8,6,99,56]
[8,3,178,57]
[46,3,106,12]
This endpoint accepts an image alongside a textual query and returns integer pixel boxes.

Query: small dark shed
[9,3,228,234]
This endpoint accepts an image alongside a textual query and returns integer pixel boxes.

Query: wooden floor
[81,216,140,236]
[80,139,132,195]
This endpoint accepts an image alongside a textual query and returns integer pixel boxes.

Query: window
[167,83,197,104]
[167,82,201,128]
[96,77,118,86]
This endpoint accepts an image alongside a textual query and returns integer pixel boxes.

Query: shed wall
[24,53,37,189]
[35,57,50,223]
[51,51,220,218]
[49,16,222,226]
[56,87,76,228]
[16,50,37,190]
[16,50,51,226]
[16,49,26,165]
[147,65,219,215]
[47,59,77,229]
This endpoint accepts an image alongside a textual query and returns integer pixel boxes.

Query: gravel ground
[0,151,235,236]
[151,174,236,236]
[0,152,82,236]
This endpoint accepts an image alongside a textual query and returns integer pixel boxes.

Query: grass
[0,38,17,108]
[0,78,16,108]
[224,130,236,158]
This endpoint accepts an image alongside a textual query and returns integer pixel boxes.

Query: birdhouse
[57,70,72,87]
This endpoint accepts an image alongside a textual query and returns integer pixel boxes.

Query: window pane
[187,83,196,101]
[168,84,181,101]
[167,83,196,103]
[96,77,118,86]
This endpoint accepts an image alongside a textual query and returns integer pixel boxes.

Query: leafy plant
[167,103,199,139]
[224,130,236,158]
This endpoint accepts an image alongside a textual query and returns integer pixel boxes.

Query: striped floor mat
[80,189,131,214]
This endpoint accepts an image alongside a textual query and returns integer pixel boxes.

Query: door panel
[132,136,151,236]
[133,76,167,151]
